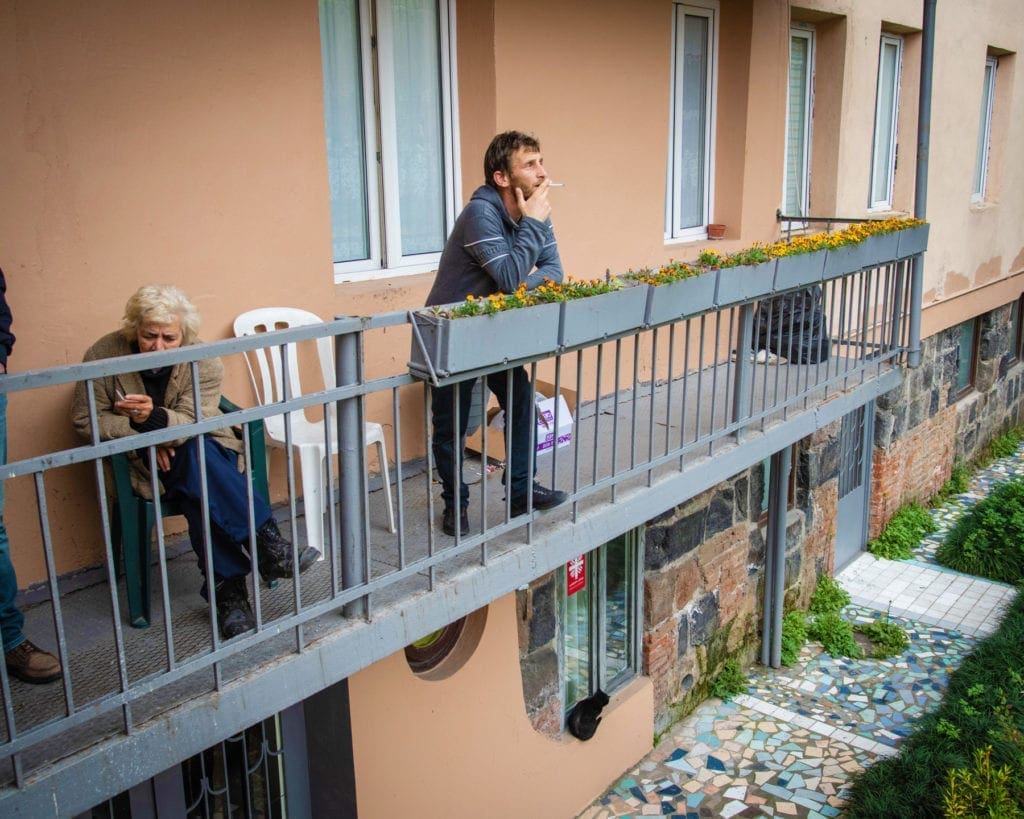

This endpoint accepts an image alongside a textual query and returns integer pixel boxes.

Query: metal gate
[835,403,873,568]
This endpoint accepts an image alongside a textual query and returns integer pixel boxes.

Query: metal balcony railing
[0,246,919,809]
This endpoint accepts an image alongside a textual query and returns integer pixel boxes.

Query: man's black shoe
[214,577,256,640]
[256,518,318,580]
[442,507,469,537]
[510,483,568,517]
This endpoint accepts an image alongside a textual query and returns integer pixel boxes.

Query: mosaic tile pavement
[580,446,1023,818]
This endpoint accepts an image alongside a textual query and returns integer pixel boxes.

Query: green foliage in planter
[808,575,850,616]
[936,476,1024,584]
[867,501,936,560]
[942,746,1023,818]
[708,659,747,701]
[854,618,909,659]
[843,592,1024,818]
[808,612,863,659]
[780,610,809,667]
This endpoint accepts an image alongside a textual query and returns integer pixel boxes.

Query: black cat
[566,689,610,741]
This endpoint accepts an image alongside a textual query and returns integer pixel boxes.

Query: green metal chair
[109,396,271,628]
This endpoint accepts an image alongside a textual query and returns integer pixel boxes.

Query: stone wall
[871,302,1024,537]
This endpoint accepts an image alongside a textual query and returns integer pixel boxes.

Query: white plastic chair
[233,308,396,554]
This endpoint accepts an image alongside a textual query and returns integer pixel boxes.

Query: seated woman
[71,285,316,639]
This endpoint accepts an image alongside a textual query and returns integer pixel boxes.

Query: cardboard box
[466,379,576,462]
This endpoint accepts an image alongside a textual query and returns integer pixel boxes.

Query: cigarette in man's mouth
[548,182,565,187]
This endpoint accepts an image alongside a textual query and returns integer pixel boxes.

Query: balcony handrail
[0,252,920,802]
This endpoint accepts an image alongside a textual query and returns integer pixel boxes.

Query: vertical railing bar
[391,386,406,570]
[707,309,722,456]
[480,379,491,550]
[550,355,563,491]
[502,370,514,524]
[525,362,538,544]
[239,420,265,634]
[592,345,604,488]
[449,383,461,553]
[144,451,177,671]
[758,303,770,431]
[695,316,705,445]
[665,323,676,457]
[770,295,784,421]
[31,472,74,714]
[723,306,736,441]
[572,350,584,523]
[422,380,437,564]
[826,277,841,395]
[781,291,796,420]
[321,392,340,595]
[189,362,223,688]
[277,343,301,568]
[678,319,690,468]
[647,327,658,484]
[630,334,640,472]
[610,339,622,502]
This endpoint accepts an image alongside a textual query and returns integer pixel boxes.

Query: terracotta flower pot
[707,223,726,240]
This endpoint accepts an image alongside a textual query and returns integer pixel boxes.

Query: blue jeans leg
[0,392,26,651]
[486,366,534,501]
[161,437,271,583]
[430,379,476,511]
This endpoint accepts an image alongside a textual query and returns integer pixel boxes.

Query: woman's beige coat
[71,331,244,499]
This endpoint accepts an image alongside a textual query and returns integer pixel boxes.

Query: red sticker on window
[566,554,586,596]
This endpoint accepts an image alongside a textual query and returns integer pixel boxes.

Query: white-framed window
[783,26,814,221]
[869,33,903,211]
[666,2,718,242]
[563,530,642,709]
[972,56,998,202]
[319,0,460,283]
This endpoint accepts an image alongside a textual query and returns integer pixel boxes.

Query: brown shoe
[5,639,62,685]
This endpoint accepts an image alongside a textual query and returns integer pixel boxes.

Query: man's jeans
[0,392,26,652]
[430,367,533,512]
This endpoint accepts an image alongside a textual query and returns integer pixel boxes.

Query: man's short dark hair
[484,131,540,188]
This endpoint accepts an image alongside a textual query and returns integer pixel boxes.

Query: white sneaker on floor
[754,349,787,364]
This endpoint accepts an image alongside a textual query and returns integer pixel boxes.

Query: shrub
[780,611,809,666]
[932,460,970,506]
[942,746,1023,818]
[988,429,1023,460]
[854,618,909,659]
[708,659,747,701]
[936,476,1024,584]
[868,502,937,560]
[808,575,851,616]
[843,592,1024,818]
[809,612,863,659]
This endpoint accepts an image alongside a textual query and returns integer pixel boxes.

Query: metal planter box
[896,224,930,258]
[859,231,901,269]
[643,270,719,327]
[558,284,649,349]
[823,242,873,281]
[772,249,826,293]
[408,301,561,382]
[714,259,777,307]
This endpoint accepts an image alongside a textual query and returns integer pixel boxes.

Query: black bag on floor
[754,286,831,364]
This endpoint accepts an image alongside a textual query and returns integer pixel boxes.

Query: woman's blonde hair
[120,284,201,345]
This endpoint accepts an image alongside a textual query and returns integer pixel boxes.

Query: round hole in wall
[404,606,488,681]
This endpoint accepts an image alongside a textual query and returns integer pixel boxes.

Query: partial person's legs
[488,367,567,515]
[431,379,475,535]
[0,393,61,682]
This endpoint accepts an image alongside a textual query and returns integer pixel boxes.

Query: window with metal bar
[954,318,979,397]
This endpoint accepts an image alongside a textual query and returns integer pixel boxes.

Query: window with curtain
[783,27,814,220]
[319,0,459,281]
[869,34,903,210]
[972,56,998,202]
[564,531,641,710]
[666,3,718,240]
